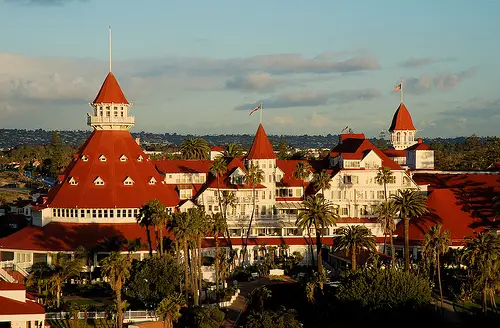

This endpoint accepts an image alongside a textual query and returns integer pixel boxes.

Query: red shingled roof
[394,173,500,245]
[0,296,45,315]
[0,282,25,291]
[330,135,402,170]
[44,130,179,208]
[93,72,129,104]
[276,160,312,188]
[383,149,406,158]
[389,103,416,131]
[246,124,276,159]
[155,160,212,174]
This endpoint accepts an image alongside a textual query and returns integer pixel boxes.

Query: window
[104,210,108,218]
[341,207,349,216]
[137,155,143,162]
[92,210,97,218]
[268,175,272,183]
[98,210,103,218]
[52,209,56,217]
[117,210,121,218]
[404,132,407,143]
[261,205,266,215]
[262,163,266,169]
[68,177,78,185]
[99,155,107,162]
[295,189,301,197]
[80,209,84,217]
[120,155,128,162]
[344,175,358,184]
[81,155,89,162]
[180,189,192,199]
[377,191,385,199]
[396,132,401,143]
[208,205,213,211]
[149,177,157,185]
[344,160,360,168]
[122,209,127,217]
[123,176,134,185]
[128,209,133,217]
[262,191,266,200]
[114,111,118,117]
[94,176,105,185]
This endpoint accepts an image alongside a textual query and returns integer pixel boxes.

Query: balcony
[87,115,135,126]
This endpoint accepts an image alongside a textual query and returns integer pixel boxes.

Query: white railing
[46,310,156,321]
[87,116,135,125]
[0,267,16,283]
[15,265,29,278]
[0,260,14,269]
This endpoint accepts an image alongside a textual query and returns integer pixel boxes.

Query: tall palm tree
[375,167,394,201]
[462,232,500,313]
[373,200,397,260]
[210,212,227,297]
[224,143,243,158]
[180,138,210,160]
[187,207,209,306]
[140,200,170,257]
[296,194,338,274]
[210,156,227,220]
[137,202,155,256]
[168,212,192,299]
[293,161,312,199]
[333,225,377,271]
[156,295,185,328]
[423,225,450,308]
[101,252,131,328]
[312,171,331,197]
[243,163,264,263]
[391,189,428,272]
[221,190,238,250]
[48,253,84,309]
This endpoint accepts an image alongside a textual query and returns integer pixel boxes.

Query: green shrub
[337,266,432,310]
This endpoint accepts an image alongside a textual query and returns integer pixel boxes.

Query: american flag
[249,104,261,116]
[393,83,402,92]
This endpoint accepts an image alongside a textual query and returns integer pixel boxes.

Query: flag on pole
[249,104,261,116]
[393,83,402,92]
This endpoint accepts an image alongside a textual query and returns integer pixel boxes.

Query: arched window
[396,132,401,143]
[404,132,407,142]
[409,132,413,141]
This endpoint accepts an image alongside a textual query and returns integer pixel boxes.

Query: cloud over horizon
[400,57,454,68]
[5,0,89,5]
[404,68,476,94]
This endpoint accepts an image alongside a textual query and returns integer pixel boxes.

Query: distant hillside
[0,128,476,149]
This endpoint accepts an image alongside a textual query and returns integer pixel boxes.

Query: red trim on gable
[0,296,45,315]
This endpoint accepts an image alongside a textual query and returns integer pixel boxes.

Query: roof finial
[109,26,112,72]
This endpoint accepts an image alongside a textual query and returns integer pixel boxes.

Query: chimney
[417,138,423,144]
[135,138,140,145]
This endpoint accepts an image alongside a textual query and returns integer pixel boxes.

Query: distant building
[0,282,45,326]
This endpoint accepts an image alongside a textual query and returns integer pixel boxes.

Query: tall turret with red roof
[389,103,417,150]
[87,71,134,130]
[245,124,278,216]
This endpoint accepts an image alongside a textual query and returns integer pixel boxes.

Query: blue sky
[1,0,499,137]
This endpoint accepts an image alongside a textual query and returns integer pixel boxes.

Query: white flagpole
[259,100,263,125]
[109,26,112,72]
[400,80,404,103]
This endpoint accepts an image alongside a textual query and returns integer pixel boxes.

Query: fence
[46,310,156,322]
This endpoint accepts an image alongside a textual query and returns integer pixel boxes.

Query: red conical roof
[93,72,129,104]
[389,103,416,131]
[246,124,276,159]
[43,130,178,209]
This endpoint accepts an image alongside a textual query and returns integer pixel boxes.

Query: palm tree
[375,167,394,201]
[48,253,84,309]
[101,252,131,328]
[373,200,397,260]
[312,171,331,196]
[293,161,312,199]
[210,156,227,222]
[168,212,192,299]
[333,225,377,271]
[296,194,338,274]
[224,143,243,158]
[391,189,428,272]
[210,213,227,297]
[148,200,170,257]
[423,225,450,308]
[221,190,238,250]
[180,138,210,160]
[462,232,500,313]
[156,295,185,328]
[187,207,209,306]
[243,163,264,263]
[137,202,155,256]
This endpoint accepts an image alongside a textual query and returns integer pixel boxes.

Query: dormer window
[99,155,107,162]
[81,155,89,162]
[123,176,134,186]
[68,177,78,185]
[137,155,143,162]
[148,177,157,185]
[120,155,128,162]
[94,176,105,185]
